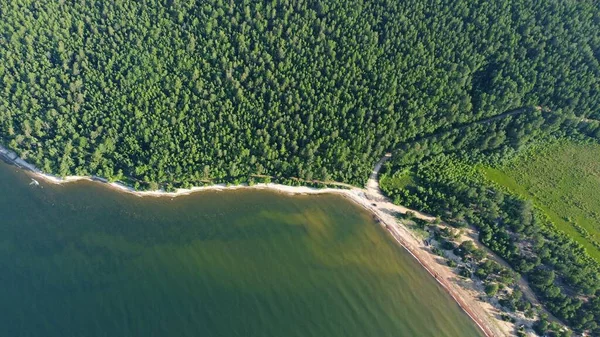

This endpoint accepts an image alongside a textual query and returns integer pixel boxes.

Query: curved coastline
[0,143,508,337]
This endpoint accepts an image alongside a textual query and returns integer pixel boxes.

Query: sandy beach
[1,144,516,336]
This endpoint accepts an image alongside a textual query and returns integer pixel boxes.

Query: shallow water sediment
[0,161,482,337]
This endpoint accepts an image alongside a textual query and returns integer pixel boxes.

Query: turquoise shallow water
[0,161,482,337]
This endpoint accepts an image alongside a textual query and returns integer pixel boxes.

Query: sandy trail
[1,145,512,336]
[359,155,509,337]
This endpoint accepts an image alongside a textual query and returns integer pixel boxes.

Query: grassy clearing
[380,170,417,190]
[481,140,600,261]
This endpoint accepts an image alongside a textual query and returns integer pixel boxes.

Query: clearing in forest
[481,140,600,261]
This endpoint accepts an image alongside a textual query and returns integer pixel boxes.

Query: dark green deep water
[0,162,482,337]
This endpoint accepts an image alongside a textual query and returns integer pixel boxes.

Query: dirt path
[357,156,511,337]
[406,107,535,145]
[580,117,600,124]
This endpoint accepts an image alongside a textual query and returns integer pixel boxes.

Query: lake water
[0,161,482,337]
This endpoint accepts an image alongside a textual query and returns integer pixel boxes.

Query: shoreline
[0,145,354,198]
[0,144,508,336]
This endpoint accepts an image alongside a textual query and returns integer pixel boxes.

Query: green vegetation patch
[380,170,418,191]
[482,141,600,261]
[381,149,600,333]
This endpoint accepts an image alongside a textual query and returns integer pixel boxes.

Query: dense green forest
[2,0,600,334]
[1,0,599,189]
[380,132,600,335]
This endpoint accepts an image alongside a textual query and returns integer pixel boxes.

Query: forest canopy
[0,0,599,188]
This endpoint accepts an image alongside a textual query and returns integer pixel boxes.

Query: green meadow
[482,141,600,261]
[380,171,418,191]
